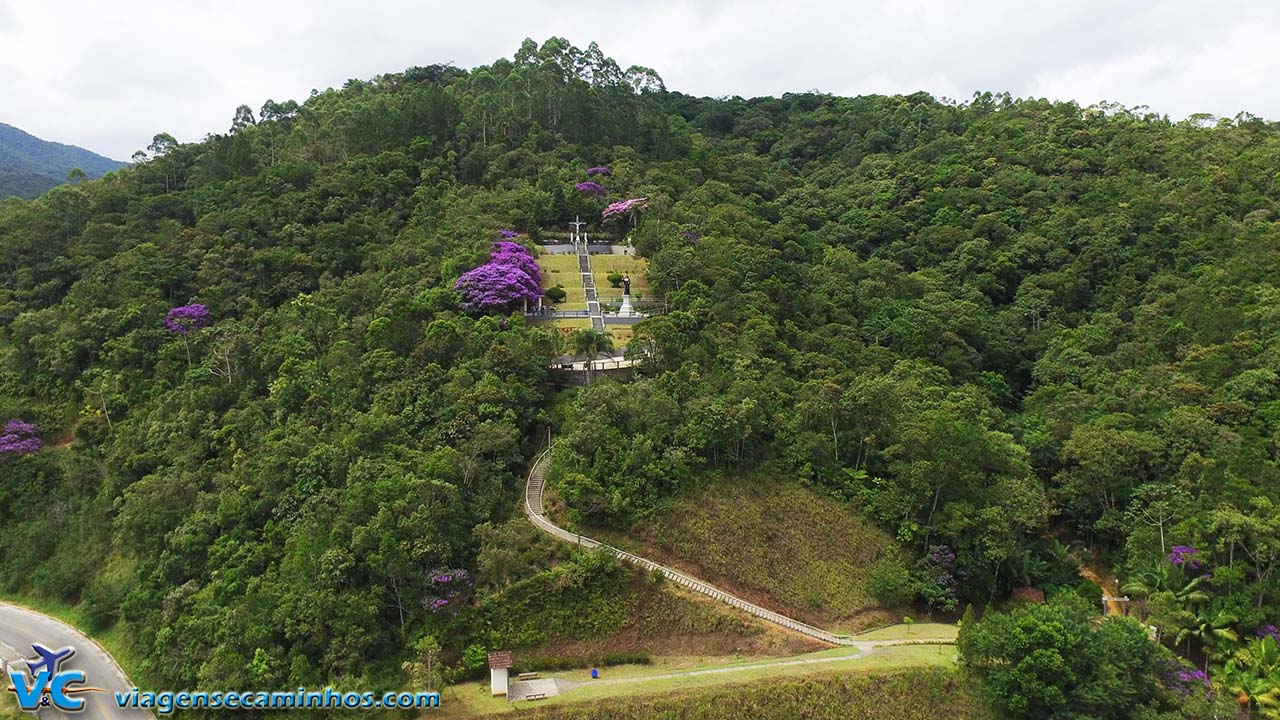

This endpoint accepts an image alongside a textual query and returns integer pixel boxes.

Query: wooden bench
[524,693,547,701]
[517,672,540,680]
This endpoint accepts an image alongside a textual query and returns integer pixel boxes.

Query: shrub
[1072,579,1103,606]
[545,285,567,303]
[456,643,489,681]
[607,272,624,288]
[868,557,914,606]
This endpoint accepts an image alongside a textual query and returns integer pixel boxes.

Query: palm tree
[568,329,614,382]
[1122,563,1210,622]
[1220,637,1280,718]
[1002,546,1049,587]
[1173,601,1239,670]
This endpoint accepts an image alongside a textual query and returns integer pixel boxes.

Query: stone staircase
[577,242,606,332]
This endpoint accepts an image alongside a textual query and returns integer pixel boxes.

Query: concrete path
[584,640,952,689]
[508,677,579,701]
[540,244,631,255]
[551,353,641,372]
[0,601,153,720]
[594,649,868,686]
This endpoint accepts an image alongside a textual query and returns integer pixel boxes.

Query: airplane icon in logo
[25,644,75,678]
[6,643,106,712]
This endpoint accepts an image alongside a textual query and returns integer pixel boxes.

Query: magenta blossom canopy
[575,181,606,197]
[602,197,648,219]
[0,419,41,455]
[454,263,542,311]
[490,248,542,285]
[492,241,528,255]
[164,304,210,335]
[496,229,521,239]
[586,166,612,176]
[1168,545,1201,569]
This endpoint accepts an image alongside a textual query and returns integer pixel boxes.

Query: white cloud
[0,0,1276,160]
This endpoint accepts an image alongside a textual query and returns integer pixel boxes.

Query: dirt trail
[1079,564,1125,616]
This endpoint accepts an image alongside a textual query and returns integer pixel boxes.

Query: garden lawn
[591,255,650,305]
[537,253,587,311]
[604,326,633,348]
[441,648,976,718]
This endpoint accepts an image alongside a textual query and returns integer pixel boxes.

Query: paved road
[0,602,152,720]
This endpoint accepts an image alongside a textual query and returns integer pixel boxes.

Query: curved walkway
[525,449,943,648]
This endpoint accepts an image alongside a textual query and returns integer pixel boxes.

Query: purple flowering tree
[1258,624,1280,641]
[586,166,612,176]
[602,197,648,220]
[164,304,210,369]
[575,181,606,198]
[489,242,542,284]
[1168,545,1201,570]
[916,545,960,611]
[490,250,542,285]
[164,304,210,334]
[491,240,528,256]
[680,230,702,241]
[421,568,473,615]
[496,229,521,239]
[1164,665,1211,698]
[454,263,541,312]
[0,419,41,456]
[602,197,649,240]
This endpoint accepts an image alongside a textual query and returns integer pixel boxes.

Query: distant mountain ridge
[0,122,125,199]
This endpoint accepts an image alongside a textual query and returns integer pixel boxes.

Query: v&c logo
[6,644,106,712]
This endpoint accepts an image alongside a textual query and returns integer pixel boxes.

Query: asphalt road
[0,602,152,720]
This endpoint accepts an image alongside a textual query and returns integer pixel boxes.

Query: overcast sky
[1,0,1276,161]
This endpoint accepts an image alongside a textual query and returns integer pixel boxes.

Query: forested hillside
[0,122,124,198]
[2,37,1280,710]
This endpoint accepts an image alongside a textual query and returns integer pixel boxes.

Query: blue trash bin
[591,668,599,679]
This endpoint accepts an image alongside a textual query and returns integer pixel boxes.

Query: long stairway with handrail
[524,447,857,646]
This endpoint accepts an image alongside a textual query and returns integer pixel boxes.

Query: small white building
[488,651,513,696]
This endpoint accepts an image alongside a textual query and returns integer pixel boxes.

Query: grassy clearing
[594,479,904,629]
[443,654,982,719]
[538,254,587,310]
[605,326,634,348]
[532,317,593,348]
[591,255,650,304]
[849,622,958,642]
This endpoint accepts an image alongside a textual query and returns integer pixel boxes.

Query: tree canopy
[3,37,1280,702]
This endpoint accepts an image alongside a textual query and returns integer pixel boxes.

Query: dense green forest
[3,37,1280,713]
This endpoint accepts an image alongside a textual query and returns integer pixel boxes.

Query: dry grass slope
[605,480,903,628]
[479,560,820,664]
